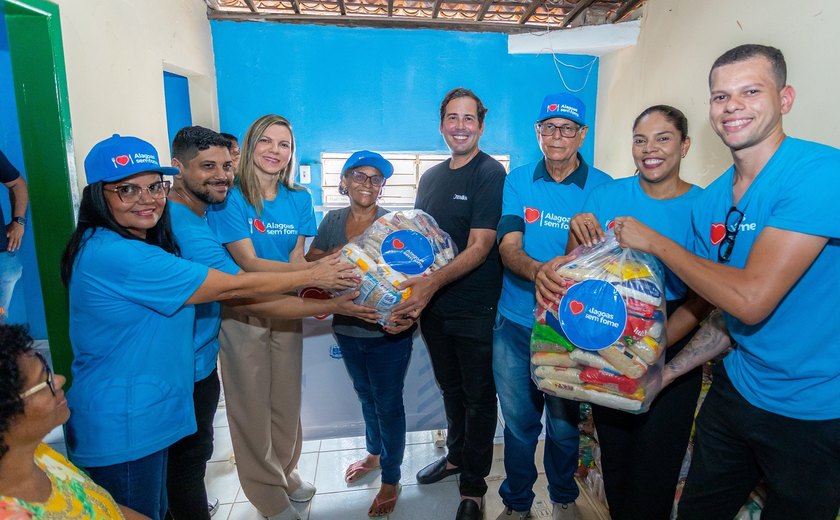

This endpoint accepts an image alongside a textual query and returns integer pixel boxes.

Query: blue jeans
[335,332,413,485]
[85,448,169,520]
[492,313,580,511]
[0,251,22,323]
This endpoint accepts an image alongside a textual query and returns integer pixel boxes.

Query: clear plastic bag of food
[338,209,457,324]
[530,230,666,413]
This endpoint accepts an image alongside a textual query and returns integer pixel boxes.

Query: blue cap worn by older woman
[342,150,394,179]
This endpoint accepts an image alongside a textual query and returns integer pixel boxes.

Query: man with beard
[165,127,372,519]
[389,88,506,520]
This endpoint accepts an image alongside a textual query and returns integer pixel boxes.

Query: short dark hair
[60,181,180,286]
[219,133,238,149]
[710,44,787,89]
[172,126,231,163]
[633,105,689,141]
[0,324,36,459]
[439,87,488,125]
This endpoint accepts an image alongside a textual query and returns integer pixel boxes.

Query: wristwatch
[12,217,25,226]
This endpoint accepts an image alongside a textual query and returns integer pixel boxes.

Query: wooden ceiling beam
[243,0,259,13]
[432,0,443,18]
[476,0,494,21]
[562,0,596,27]
[518,0,545,25]
[290,0,301,14]
[611,0,643,23]
[338,0,347,15]
[204,0,221,10]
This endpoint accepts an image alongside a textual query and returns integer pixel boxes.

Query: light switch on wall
[299,164,311,184]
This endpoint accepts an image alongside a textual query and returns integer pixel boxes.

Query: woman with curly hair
[0,324,148,518]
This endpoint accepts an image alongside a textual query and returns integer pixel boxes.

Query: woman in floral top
[0,325,146,519]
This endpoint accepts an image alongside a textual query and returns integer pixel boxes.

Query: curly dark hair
[0,324,35,459]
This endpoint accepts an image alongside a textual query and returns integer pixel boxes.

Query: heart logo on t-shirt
[569,300,585,315]
[392,238,405,250]
[524,207,541,224]
[114,155,130,166]
[710,223,726,245]
[253,218,266,233]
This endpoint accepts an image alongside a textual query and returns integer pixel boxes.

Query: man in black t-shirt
[388,88,505,520]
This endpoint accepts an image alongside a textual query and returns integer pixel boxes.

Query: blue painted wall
[210,22,599,207]
[0,6,47,338]
[163,71,193,154]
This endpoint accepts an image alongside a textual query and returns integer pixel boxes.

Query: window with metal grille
[319,152,510,210]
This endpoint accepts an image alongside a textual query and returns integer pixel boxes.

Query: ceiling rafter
[518,0,546,25]
[207,0,647,34]
[475,0,494,21]
[611,0,643,23]
[562,0,596,27]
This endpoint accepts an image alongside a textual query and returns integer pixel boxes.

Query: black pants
[420,312,498,498]
[678,363,840,520]
[166,368,221,520]
[592,299,702,520]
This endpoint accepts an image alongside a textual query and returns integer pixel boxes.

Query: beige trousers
[218,309,304,517]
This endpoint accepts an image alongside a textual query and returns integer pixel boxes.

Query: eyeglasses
[537,122,581,138]
[19,352,56,399]
[717,206,745,263]
[104,180,171,203]
[349,170,385,187]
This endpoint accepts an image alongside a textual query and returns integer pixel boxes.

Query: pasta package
[336,209,457,324]
[530,230,666,413]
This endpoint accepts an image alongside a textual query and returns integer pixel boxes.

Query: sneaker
[495,506,532,519]
[208,497,220,517]
[265,504,301,520]
[551,502,577,520]
[288,480,316,503]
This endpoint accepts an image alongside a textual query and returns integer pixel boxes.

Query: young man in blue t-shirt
[494,93,611,520]
[613,44,840,519]
[166,127,373,520]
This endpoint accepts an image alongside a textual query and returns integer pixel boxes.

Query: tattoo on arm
[665,309,731,377]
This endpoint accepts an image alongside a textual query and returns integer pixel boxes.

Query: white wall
[595,0,840,186]
[53,0,218,182]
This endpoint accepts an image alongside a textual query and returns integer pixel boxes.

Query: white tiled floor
[201,404,610,520]
[43,405,609,520]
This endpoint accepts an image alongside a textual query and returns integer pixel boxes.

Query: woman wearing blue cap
[60,134,360,520]
[307,151,413,518]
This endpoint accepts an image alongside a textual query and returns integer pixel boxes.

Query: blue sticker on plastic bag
[559,280,628,351]
[381,230,434,275]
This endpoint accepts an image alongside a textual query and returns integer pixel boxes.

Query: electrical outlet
[300,164,311,184]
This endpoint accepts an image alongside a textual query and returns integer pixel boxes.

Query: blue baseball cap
[536,93,587,126]
[342,150,394,179]
[84,134,178,184]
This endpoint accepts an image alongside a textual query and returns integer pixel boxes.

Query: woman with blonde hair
[207,114,318,520]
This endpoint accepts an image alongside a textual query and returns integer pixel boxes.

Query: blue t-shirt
[169,201,241,381]
[66,228,209,467]
[497,157,612,327]
[583,176,702,301]
[692,137,840,420]
[207,184,316,262]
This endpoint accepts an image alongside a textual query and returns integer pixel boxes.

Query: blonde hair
[237,114,300,215]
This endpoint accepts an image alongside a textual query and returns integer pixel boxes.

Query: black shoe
[416,456,461,484]
[455,498,484,520]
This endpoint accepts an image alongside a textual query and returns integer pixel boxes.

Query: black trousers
[592,299,702,520]
[420,312,498,498]
[166,368,221,520]
[678,363,840,520]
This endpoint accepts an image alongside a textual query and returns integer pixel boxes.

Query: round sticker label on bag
[381,230,434,275]
[558,280,627,351]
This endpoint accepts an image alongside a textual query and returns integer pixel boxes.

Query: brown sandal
[368,484,401,518]
[345,458,381,483]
